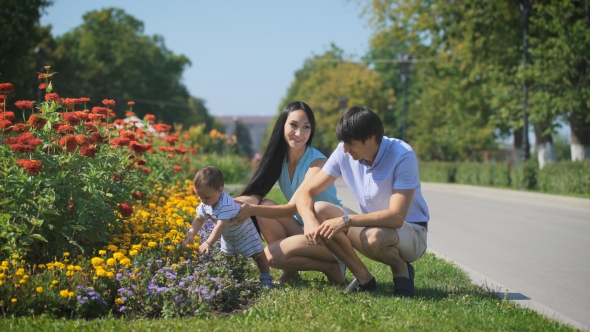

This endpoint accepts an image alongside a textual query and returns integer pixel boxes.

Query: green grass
[0,253,575,331]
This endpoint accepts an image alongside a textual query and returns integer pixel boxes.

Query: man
[295,106,429,297]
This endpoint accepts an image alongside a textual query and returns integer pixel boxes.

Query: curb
[427,249,589,331]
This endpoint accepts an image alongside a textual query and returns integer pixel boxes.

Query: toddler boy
[183,166,273,288]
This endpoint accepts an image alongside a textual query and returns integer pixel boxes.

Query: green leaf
[30,234,48,242]
[40,209,60,216]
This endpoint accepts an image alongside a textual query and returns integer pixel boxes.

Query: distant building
[215,115,274,154]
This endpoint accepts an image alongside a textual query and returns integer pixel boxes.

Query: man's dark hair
[336,106,383,144]
[194,166,224,189]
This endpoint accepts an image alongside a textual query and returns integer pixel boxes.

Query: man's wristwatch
[342,215,351,229]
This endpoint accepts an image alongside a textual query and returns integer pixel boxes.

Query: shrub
[538,160,590,195]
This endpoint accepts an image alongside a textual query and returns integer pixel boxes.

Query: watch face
[342,215,350,222]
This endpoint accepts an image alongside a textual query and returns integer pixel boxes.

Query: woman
[231,101,345,284]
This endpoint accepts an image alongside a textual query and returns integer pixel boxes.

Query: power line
[312,58,436,64]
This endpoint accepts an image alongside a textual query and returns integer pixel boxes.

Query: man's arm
[318,189,414,240]
[294,169,337,243]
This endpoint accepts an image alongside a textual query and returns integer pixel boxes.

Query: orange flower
[13,123,30,132]
[59,135,78,152]
[75,134,92,147]
[120,131,136,141]
[39,83,46,90]
[29,115,46,129]
[79,145,98,157]
[127,101,135,106]
[0,83,15,94]
[1,111,15,121]
[144,114,155,123]
[17,159,42,175]
[44,93,59,102]
[14,100,35,109]
[102,99,116,107]
[173,165,182,172]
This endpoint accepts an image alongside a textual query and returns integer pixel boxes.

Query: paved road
[334,180,590,328]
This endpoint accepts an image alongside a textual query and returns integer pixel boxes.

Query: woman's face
[283,109,312,150]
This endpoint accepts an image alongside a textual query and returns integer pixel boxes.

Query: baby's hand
[198,242,210,254]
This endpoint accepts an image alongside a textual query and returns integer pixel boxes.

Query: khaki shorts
[340,206,427,263]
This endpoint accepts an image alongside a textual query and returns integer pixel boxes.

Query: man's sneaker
[393,262,415,298]
[344,277,377,292]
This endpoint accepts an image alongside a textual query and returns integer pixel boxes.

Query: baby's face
[194,185,223,207]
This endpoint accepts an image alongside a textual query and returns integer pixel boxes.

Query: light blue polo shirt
[278,146,342,225]
[322,136,429,223]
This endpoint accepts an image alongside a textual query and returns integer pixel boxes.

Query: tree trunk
[570,116,590,161]
[534,123,557,168]
[513,127,523,166]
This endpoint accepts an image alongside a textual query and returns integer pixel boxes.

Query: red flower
[14,100,35,109]
[135,158,146,166]
[132,190,143,200]
[17,159,42,175]
[125,111,135,117]
[79,145,98,157]
[130,142,149,154]
[62,112,81,125]
[13,123,30,132]
[75,134,92,146]
[139,166,150,175]
[10,144,35,153]
[144,114,156,123]
[119,201,133,217]
[38,73,52,79]
[3,137,17,144]
[57,125,75,135]
[164,137,178,146]
[29,115,46,129]
[59,135,78,152]
[113,172,123,181]
[45,93,59,102]
[127,101,135,106]
[173,165,182,172]
[75,111,88,122]
[78,97,90,103]
[17,133,42,146]
[120,131,136,141]
[39,83,46,90]
[102,99,116,107]
[1,111,15,121]
[84,123,98,132]
[0,83,15,94]
[62,98,77,109]
[0,120,13,134]
[91,131,106,143]
[111,137,130,147]
[92,106,109,115]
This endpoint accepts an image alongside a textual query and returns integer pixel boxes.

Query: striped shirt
[323,136,429,223]
[196,191,263,257]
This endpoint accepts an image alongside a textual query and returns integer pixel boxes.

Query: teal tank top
[278,147,342,226]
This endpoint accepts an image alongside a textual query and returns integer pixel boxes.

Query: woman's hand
[229,200,254,225]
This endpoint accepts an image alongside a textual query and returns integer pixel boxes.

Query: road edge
[427,248,589,331]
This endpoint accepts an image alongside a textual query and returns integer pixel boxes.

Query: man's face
[194,185,223,207]
[342,136,376,161]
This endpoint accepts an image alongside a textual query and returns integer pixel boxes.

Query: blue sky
[40,0,372,117]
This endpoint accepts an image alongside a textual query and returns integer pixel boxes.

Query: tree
[48,8,214,128]
[0,0,53,103]
[234,120,254,158]
[276,46,395,155]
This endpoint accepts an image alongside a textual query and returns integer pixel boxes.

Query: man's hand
[198,242,210,254]
[229,200,253,225]
[318,217,346,241]
[304,224,323,245]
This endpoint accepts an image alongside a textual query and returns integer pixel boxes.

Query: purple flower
[119,306,126,312]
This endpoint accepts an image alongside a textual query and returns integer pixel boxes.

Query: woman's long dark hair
[240,101,315,200]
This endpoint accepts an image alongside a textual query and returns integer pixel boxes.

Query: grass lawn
[0,189,577,331]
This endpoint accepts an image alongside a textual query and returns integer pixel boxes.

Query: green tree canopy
[49,8,214,128]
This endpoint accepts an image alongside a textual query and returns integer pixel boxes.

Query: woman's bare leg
[255,199,304,282]
[265,235,345,284]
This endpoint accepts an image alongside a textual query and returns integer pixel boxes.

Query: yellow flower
[19,279,26,284]
[60,289,69,298]
[148,241,157,248]
[37,264,46,269]
[106,272,115,279]
[113,252,124,260]
[11,298,16,303]
[98,250,107,255]
[95,269,106,277]
[106,258,117,266]
[63,252,70,257]
[131,244,142,250]
[115,297,124,304]
[51,280,58,285]
[0,273,5,280]
[120,258,131,266]
[15,268,24,275]
[107,245,118,252]
[66,271,74,277]
[12,254,19,259]
[68,291,74,297]
[74,265,82,271]
[36,287,43,293]
[129,250,138,257]
[91,257,104,266]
